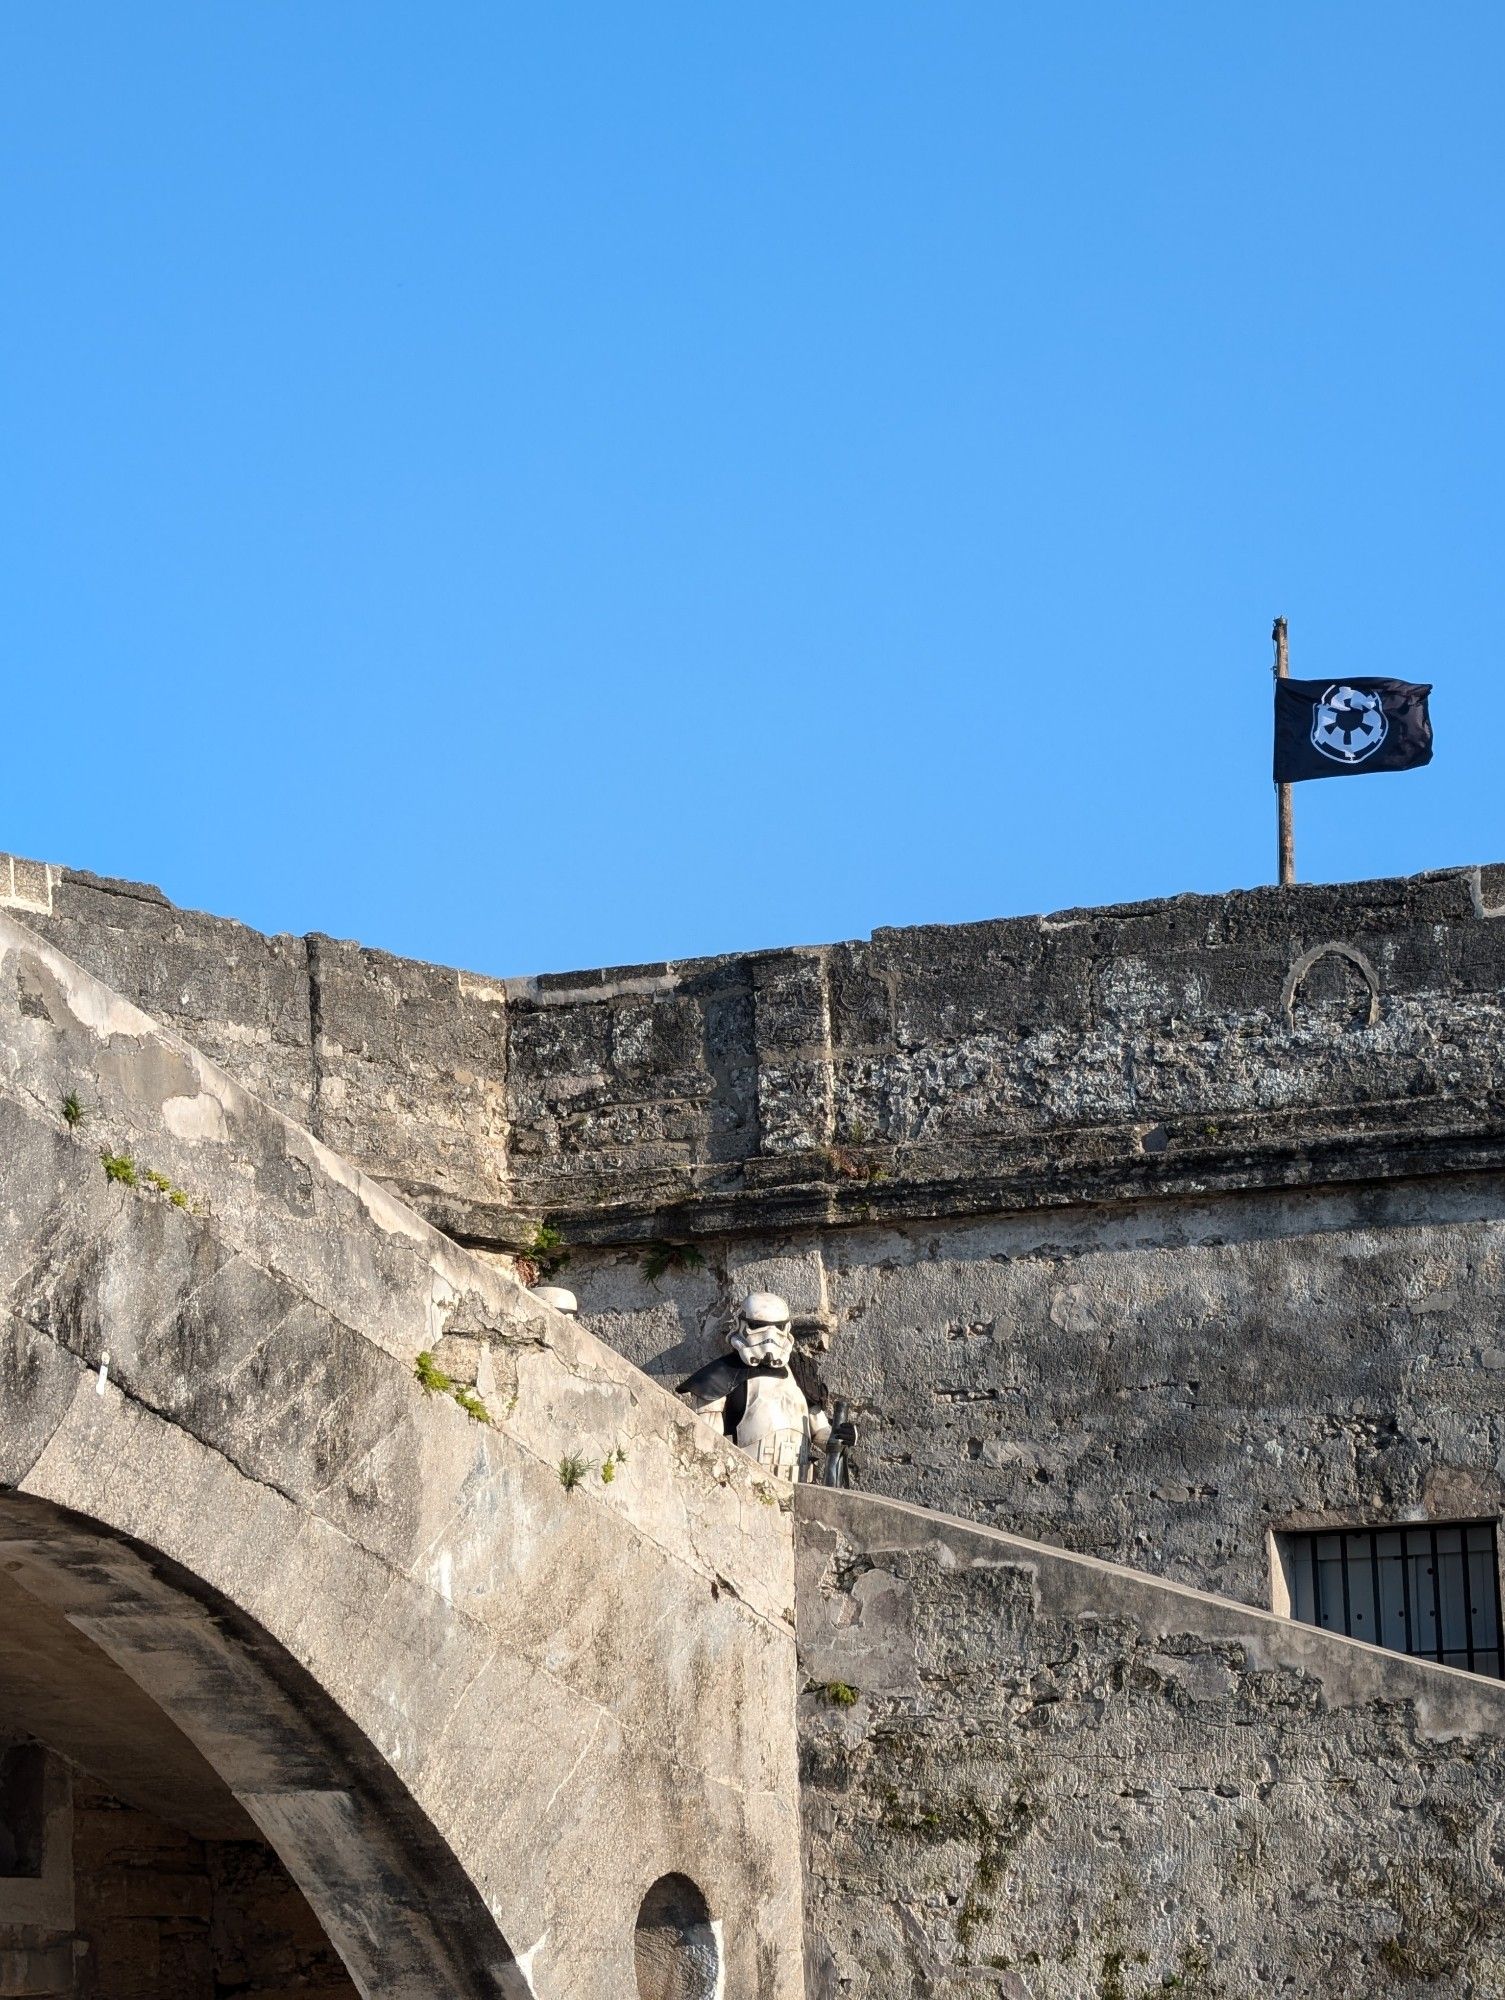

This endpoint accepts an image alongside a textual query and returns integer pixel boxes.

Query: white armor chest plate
[735,1372,811,1481]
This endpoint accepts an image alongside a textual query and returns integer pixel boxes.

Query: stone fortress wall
[13,852,1505,1614]
[9,850,1505,1995]
[795,1484,1505,1998]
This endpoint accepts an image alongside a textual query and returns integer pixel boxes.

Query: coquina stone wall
[797,1486,1505,1998]
[0,1774,361,1999]
[558,1171,1505,1610]
[10,853,1505,1996]
[14,852,1505,1245]
[10,851,1505,1608]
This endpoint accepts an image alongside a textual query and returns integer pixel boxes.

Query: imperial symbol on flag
[1310,685,1388,765]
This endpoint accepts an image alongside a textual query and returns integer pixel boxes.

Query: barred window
[1285,1521,1503,1679]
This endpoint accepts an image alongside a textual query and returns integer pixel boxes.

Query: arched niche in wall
[634,1871,720,2000]
[1281,942,1381,1031]
[0,1493,526,2000]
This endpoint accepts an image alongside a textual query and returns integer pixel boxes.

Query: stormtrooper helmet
[729,1291,795,1368]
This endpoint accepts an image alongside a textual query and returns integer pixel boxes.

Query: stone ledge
[425,1105,1505,1248]
[796,1482,1505,1719]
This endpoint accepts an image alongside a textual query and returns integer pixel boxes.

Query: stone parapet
[8,853,1505,1249]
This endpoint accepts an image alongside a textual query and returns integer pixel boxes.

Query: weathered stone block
[798,1486,1505,1998]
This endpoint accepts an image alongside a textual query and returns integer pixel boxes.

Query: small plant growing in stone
[558,1452,590,1492]
[516,1222,569,1287]
[533,1223,568,1274]
[414,1351,492,1425]
[641,1241,705,1285]
[823,1681,859,1707]
[125,1165,196,1209]
[61,1092,84,1128]
[414,1350,453,1396]
[101,1150,137,1187]
[598,1446,627,1485]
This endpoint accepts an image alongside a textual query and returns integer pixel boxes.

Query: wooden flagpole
[1273,616,1294,886]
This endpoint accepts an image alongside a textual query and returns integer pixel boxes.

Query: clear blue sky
[4,5,1501,976]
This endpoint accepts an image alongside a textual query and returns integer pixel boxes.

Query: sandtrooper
[677,1291,855,1483]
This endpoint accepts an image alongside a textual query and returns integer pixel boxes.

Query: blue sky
[4,4,1501,976]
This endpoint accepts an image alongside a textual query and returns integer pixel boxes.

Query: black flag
[1274,677,1433,784]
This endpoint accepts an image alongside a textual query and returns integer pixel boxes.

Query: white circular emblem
[1311,684,1388,765]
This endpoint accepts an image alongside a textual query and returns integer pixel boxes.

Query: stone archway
[0,1491,527,1999]
[0,910,807,2000]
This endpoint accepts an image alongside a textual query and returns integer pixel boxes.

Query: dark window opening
[0,1743,48,1877]
[1286,1520,1504,1678]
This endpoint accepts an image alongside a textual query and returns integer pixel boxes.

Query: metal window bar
[1340,1531,1354,1636]
[1284,1521,1503,1680]
[1369,1535,1384,1654]
[1471,1522,1504,1677]
[1429,1525,1445,1666]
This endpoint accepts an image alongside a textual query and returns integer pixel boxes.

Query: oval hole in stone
[634,1872,719,2000]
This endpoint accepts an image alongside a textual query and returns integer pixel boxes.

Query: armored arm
[811,1398,856,1487]
[675,1355,740,1432]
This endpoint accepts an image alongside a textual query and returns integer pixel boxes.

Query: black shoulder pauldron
[676,1354,743,1402]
